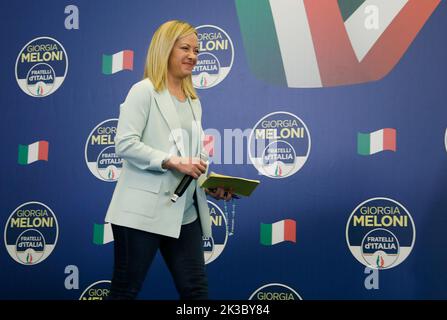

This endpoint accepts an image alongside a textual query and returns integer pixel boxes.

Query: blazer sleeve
[114,82,171,172]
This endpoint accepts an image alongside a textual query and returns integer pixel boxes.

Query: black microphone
[171,152,208,203]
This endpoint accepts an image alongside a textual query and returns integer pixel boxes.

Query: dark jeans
[107,219,208,300]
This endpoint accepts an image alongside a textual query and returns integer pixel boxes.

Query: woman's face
[168,33,199,80]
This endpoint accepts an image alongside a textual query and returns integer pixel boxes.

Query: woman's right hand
[163,155,207,179]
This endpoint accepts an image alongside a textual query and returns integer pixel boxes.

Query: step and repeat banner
[1,0,446,300]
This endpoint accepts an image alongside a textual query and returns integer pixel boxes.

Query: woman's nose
[188,52,197,62]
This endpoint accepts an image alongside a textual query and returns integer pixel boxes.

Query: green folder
[200,172,260,197]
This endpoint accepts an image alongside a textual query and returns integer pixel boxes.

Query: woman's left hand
[205,187,234,201]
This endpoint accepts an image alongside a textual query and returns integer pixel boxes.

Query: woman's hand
[163,155,207,179]
[205,187,234,201]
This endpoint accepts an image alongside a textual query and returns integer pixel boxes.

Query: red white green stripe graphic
[93,223,113,245]
[260,219,296,245]
[357,128,396,155]
[102,50,134,75]
[18,140,49,165]
[235,0,440,87]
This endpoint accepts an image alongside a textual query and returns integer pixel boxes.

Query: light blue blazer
[104,79,211,238]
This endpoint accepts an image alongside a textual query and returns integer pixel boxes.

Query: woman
[104,20,233,300]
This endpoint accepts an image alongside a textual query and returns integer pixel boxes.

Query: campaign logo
[203,200,228,264]
[249,283,302,300]
[15,37,68,97]
[192,25,234,89]
[260,219,296,246]
[102,50,134,75]
[18,140,49,165]
[249,112,310,178]
[235,0,440,88]
[85,119,122,182]
[346,197,416,269]
[79,280,111,300]
[4,202,59,265]
[357,128,396,155]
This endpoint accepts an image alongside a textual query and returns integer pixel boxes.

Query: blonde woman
[104,20,233,300]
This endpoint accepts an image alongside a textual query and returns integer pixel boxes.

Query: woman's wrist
[162,155,174,170]
[163,155,182,170]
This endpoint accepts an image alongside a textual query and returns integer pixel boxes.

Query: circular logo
[4,202,59,265]
[193,25,234,89]
[202,235,215,262]
[16,37,68,97]
[85,119,122,182]
[346,197,416,269]
[79,280,111,300]
[203,200,228,264]
[249,111,311,178]
[249,283,302,300]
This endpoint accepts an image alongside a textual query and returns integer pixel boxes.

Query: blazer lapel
[188,97,203,157]
[154,89,186,157]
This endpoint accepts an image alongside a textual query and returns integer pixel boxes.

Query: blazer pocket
[121,187,159,218]
[128,175,162,194]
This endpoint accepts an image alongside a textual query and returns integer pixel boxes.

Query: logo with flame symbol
[346,198,415,270]
[4,202,59,265]
[249,112,310,179]
[192,25,234,89]
[85,119,122,182]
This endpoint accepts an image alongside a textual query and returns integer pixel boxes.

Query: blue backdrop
[1,0,446,300]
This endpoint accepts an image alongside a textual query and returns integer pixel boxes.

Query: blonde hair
[144,20,198,99]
